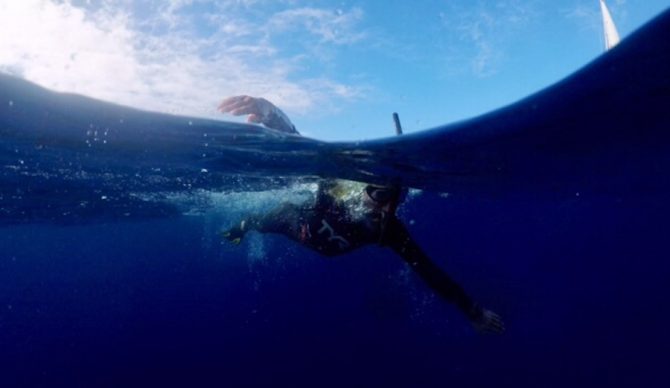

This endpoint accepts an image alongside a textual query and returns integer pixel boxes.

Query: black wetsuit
[238,181,482,321]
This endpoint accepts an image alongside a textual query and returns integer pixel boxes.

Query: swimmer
[219,96,504,334]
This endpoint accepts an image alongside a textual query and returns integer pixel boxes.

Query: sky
[0,0,668,141]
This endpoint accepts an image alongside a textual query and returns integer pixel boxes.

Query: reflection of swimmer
[219,96,504,334]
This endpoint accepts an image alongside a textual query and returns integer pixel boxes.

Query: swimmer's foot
[222,220,247,245]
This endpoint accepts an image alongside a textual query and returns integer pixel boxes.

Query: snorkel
[377,112,408,244]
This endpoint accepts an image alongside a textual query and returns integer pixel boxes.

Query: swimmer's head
[364,185,400,205]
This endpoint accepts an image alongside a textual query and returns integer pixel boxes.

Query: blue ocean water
[2,9,670,388]
[1,191,668,387]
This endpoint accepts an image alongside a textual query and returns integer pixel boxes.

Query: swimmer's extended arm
[218,95,299,135]
[382,217,505,334]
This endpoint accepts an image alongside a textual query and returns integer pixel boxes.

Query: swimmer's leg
[223,203,305,244]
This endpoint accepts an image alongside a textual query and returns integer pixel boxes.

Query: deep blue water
[2,193,668,387]
[2,9,670,388]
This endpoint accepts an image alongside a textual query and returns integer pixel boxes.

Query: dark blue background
[2,191,668,387]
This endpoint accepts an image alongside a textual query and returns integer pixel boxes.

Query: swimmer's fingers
[218,95,271,118]
[218,96,295,133]
[218,95,255,115]
[473,309,505,334]
[487,315,505,334]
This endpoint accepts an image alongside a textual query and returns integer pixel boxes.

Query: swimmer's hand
[221,221,247,245]
[218,95,297,134]
[470,307,505,334]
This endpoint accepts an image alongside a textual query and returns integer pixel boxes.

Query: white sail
[600,0,621,50]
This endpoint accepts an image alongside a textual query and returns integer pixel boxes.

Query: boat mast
[600,0,621,50]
